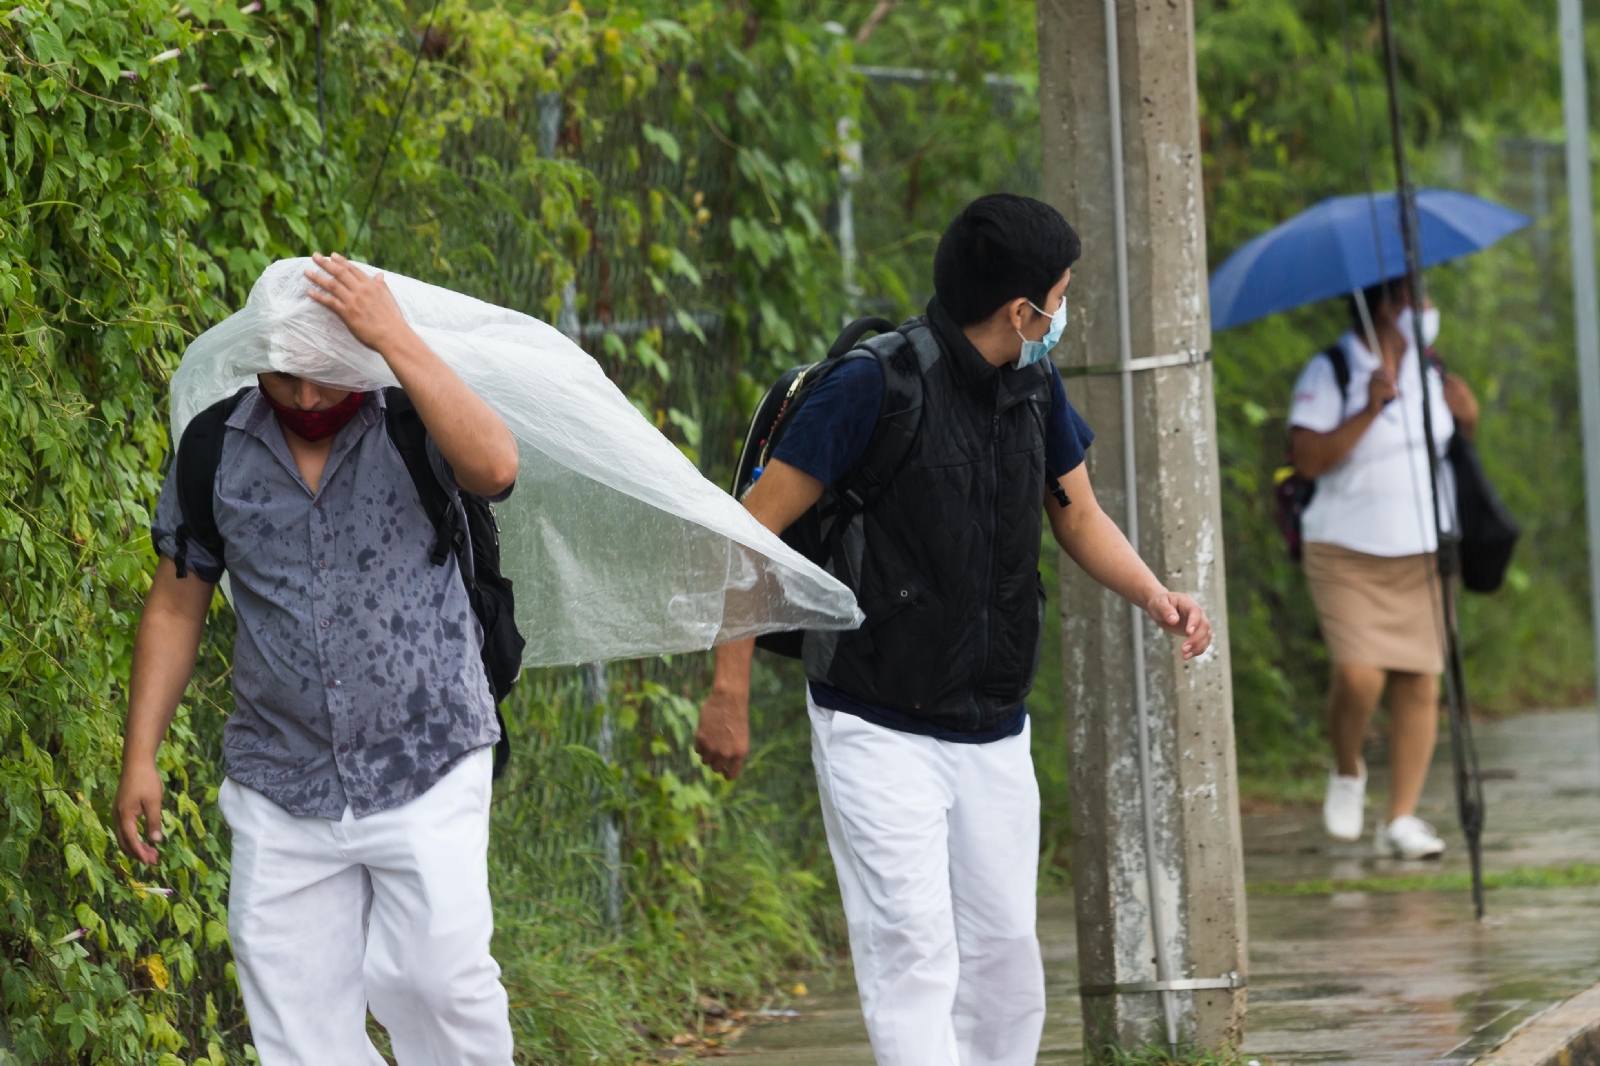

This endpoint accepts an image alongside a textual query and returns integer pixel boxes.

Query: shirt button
[318,559,328,569]
[338,743,350,754]
[320,619,330,629]
[326,678,337,689]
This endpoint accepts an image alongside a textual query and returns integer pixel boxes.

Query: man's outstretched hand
[1145,591,1213,660]
[114,759,164,865]
[695,688,751,780]
[303,252,414,355]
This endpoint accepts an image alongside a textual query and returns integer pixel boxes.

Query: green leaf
[640,123,681,165]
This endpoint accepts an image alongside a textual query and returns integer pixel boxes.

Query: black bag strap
[381,387,460,567]
[1324,344,1351,406]
[827,316,897,360]
[173,387,252,579]
[382,388,511,773]
[832,322,931,516]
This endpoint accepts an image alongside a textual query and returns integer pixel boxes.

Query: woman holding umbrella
[1289,277,1479,858]
[1211,187,1525,866]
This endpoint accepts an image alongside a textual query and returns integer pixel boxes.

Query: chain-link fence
[362,46,1047,943]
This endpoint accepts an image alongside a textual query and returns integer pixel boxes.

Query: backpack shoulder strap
[173,387,251,578]
[827,316,897,360]
[833,320,929,514]
[1324,344,1351,406]
[382,387,457,566]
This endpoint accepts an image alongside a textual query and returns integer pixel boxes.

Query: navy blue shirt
[772,355,1094,743]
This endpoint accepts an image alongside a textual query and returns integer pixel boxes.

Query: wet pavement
[723,709,1600,1064]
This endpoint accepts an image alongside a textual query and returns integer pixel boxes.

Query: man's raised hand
[303,252,413,355]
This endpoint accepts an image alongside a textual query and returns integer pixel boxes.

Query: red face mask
[262,388,366,442]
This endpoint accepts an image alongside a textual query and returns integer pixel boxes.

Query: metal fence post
[540,89,624,931]
[1557,0,1600,747]
[583,661,624,930]
[837,116,862,323]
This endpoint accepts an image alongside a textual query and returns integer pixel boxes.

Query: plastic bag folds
[170,258,863,666]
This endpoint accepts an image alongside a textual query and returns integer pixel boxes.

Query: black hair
[1345,276,1408,330]
[932,194,1083,326]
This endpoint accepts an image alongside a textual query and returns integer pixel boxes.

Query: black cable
[354,0,443,253]
[1376,0,1487,920]
[1339,0,1389,278]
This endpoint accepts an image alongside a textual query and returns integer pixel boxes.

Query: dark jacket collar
[926,297,1052,408]
[927,297,997,395]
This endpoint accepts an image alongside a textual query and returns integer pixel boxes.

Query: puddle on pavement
[723,710,1600,1064]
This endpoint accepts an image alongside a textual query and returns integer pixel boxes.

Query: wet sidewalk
[723,709,1600,1064]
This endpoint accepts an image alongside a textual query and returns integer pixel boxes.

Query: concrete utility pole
[1037,0,1248,1056]
[1557,0,1600,733]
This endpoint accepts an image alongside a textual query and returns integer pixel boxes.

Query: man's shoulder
[828,350,887,389]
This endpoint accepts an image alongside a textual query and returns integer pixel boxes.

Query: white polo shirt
[1288,330,1456,557]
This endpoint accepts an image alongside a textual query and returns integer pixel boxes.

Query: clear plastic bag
[170,258,862,665]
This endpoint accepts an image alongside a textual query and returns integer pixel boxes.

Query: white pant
[219,747,512,1066]
[808,697,1045,1066]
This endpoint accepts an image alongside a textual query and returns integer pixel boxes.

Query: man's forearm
[1056,508,1166,607]
[712,638,756,697]
[1047,468,1165,608]
[377,329,519,495]
[125,607,206,762]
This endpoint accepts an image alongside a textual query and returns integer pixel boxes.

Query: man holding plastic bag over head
[113,254,861,1064]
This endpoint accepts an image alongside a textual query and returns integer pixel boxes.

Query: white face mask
[1016,296,1067,368]
[1394,306,1441,348]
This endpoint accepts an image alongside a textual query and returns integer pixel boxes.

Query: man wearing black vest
[695,195,1213,1066]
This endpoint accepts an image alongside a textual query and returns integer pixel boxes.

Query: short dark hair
[1346,276,1408,330]
[933,194,1082,326]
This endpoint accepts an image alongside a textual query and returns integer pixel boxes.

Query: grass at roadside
[1236,768,1326,811]
[1250,863,1600,896]
[483,663,843,1062]
[1097,1045,1268,1065]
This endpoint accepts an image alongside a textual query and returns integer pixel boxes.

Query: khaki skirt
[1302,541,1447,675]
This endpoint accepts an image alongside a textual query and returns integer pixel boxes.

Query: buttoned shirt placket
[245,399,380,803]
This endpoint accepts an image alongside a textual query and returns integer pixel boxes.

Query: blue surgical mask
[1016,296,1067,368]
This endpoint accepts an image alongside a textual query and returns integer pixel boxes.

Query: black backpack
[170,387,525,777]
[1274,345,1348,561]
[730,316,929,658]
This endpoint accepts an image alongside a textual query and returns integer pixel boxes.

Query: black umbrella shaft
[1377,0,1486,919]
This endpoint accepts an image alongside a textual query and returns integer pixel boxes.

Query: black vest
[805,300,1054,733]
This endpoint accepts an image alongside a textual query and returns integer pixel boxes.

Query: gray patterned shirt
[151,388,507,818]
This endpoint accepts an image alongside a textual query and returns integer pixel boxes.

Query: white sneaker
[1323,764,1367,841]
[1374,815,1445,860]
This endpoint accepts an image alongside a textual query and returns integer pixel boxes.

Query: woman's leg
[1383,671,1440,821]
[1328,662,1387,776]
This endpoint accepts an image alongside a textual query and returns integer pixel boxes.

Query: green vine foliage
[1,0,860,1060]
[0,1,335,1059]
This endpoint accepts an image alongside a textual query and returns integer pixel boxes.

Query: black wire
[1375,0,1487,920]
[354,0,443,253]
[1338,0,1389,278]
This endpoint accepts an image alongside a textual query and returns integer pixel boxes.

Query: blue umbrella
[1209,189,1531,330]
